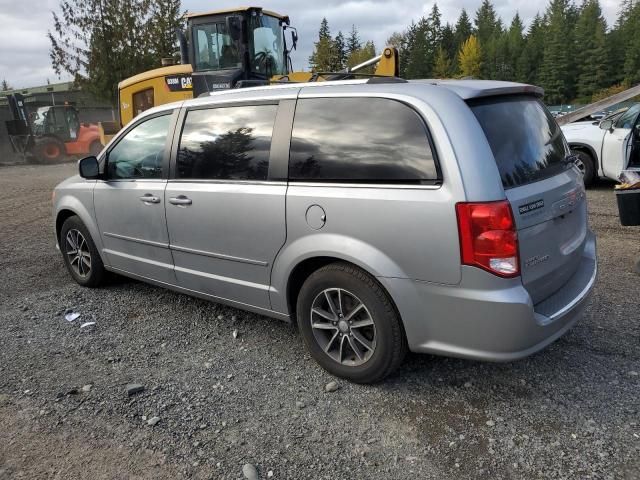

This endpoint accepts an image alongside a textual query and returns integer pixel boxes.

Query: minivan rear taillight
[455,201,519,278]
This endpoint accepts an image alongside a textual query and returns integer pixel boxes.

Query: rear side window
[469,95,570,189]
[176,105,277,180]
[289,98,438,183]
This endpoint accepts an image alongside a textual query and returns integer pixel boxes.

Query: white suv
[561,104,640,186]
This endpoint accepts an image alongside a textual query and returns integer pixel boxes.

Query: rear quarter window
[469,95,570,189]
[289,97,439,183]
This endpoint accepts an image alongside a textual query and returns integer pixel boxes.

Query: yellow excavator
[100,6,399,144]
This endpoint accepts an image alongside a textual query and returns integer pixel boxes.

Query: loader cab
[183,7,294,95]
[31,105,80,141]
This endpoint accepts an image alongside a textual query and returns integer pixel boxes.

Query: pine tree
[539,0,575,104]
[309,18,335,72]
[48,0,183,102]
[346,25,362,56]
[517,13,545,84]
[433,46,452,78]
[474,0,504,78]
[574,0,609,101]
[1,79,10,91]
[458,35,482,77]
[148,0,183,60]
[503,13,525,81]
[454,9,473,51]
[333,31,347,70]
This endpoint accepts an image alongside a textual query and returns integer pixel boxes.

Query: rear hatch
[469,95,588,304]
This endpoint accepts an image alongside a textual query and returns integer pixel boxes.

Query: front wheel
[571,150,596,188]
[60,216,105,287]
[296,262,407,383]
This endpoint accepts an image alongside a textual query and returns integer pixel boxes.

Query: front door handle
[139,194,160,204]
[169,195,192,206]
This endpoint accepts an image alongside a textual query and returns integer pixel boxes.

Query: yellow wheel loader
[101,6,398,145]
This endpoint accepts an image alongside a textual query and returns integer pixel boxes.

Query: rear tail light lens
[456,201,519,277]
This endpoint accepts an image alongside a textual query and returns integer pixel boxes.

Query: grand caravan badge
[518,199,545,215]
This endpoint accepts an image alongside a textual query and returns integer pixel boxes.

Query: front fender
[269,233,407,314]
[54,187,107,265]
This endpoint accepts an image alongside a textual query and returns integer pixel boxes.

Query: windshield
[193,21,242,71]
[469,95,571,189]
[614,103,640,129]
[248,14,285,76]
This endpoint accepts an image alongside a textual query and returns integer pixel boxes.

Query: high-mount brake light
[455,201,520,278]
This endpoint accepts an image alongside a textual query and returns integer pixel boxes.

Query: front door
[602,104,640,179]
[164,103,286,309]
[94,112,177,284]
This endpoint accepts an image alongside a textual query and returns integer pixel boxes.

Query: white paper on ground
[65,312,80,322]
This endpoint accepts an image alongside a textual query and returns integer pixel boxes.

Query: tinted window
[107,114,172,180]
[177,105,277,180]
[289,98,438,183]
[469,96,570,189]
[133,88,154,117]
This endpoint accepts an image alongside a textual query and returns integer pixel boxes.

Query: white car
[561,104,640,186]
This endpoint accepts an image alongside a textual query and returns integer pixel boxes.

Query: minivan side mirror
[78,156,100,179]
[599,119,614,131]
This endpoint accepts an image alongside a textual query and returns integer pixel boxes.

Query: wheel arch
[54,198,106,265]
[283,255,405,333]
[569,142,599,170]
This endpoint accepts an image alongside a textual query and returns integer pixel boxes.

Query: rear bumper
[380,230,597,362]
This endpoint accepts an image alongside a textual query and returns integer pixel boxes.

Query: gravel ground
[0,162,639,479]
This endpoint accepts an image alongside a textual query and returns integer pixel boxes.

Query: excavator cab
[180,7,296,95]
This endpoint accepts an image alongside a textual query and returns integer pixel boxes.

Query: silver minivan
[53,79,597,383]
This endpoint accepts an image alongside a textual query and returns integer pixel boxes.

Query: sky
[0,0,623,89]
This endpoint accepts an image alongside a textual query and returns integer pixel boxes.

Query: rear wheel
[296,262,407,383]
[33,137,66,163]
[571,149,596,187]
[60,216,105,287]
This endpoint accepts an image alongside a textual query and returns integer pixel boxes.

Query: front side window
[249,15,285,76]
[289,98,439,183]
[176,105,277,180]
[193,22,242,71]
[107,114,172,180]
[614,103,640,129]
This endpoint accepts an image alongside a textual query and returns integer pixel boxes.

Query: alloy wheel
[310,288,376,366]
[65,229,91,277]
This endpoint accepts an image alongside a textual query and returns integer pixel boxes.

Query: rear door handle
[139,194,160,204]
[169,195,192,206]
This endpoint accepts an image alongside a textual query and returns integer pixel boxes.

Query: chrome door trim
[103,231,169,249]
[170,244,268,266]
[288,181,442,190]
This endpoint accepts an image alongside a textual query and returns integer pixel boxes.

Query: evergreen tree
[333,31,347,70]
[405,17,431,78]
[148,0,183,60]
[346,25,362,56]
[309,18,335,72]
[49,0,183,103]
[433,46,452,78]
[503,13,525,81]
[474,0,504,78]
[517,13,545,84]
[539,0,575,104]
[1,79,11,91]
[458,35,482,77]
[441,23,456,63]
[574,0,609,101]
[454,9,473,51]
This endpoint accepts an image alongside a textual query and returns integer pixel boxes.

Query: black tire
[296,262,407,383]
[60,216,105,288]
[89,140,103,156]
[571,149,596,188]
[33,137,66,163]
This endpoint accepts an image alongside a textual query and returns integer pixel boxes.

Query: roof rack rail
[310,72,407,82]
